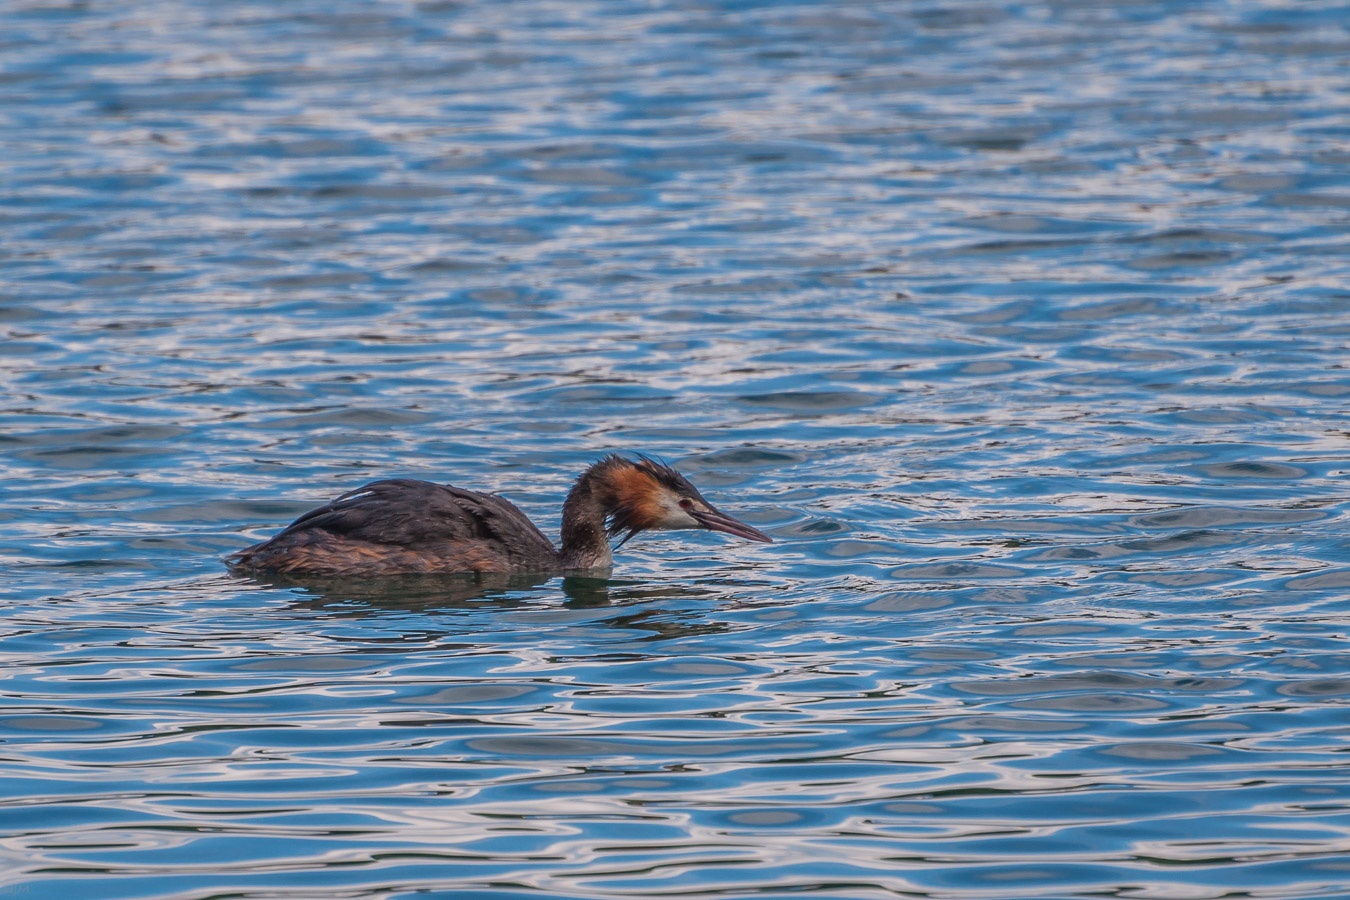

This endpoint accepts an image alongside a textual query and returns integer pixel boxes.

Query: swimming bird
[227,455,772,577]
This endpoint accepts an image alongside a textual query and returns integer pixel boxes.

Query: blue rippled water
[4,1,1350,898]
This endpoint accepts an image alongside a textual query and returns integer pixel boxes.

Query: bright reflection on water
[4,1,1350,898]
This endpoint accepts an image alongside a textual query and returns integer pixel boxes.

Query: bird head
[603,456,773,549]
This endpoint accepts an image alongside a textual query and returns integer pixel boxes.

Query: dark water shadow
[227,570,736,642]
[233,570,616,610]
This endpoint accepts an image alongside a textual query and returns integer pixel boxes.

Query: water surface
[4,1,1350,898]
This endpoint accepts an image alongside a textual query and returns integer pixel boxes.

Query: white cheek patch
[653,496,700,530]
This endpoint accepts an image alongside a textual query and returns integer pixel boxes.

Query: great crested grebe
[227,455,772,577]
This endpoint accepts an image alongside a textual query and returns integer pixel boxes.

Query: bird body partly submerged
[228,455,771,578]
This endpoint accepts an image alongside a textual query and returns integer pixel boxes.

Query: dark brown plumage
[227,455,772,578]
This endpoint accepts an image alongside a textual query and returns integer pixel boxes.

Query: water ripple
[5,0,1350,898]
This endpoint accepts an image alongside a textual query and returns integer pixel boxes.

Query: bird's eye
[678,498,694,510]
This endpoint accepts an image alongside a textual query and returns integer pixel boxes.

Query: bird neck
[559,463,616,570]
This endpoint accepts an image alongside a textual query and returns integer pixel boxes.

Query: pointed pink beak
[692,506,773,543]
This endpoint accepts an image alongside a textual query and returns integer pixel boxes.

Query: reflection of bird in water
[228,455,772,578]
[244,571,612,609]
